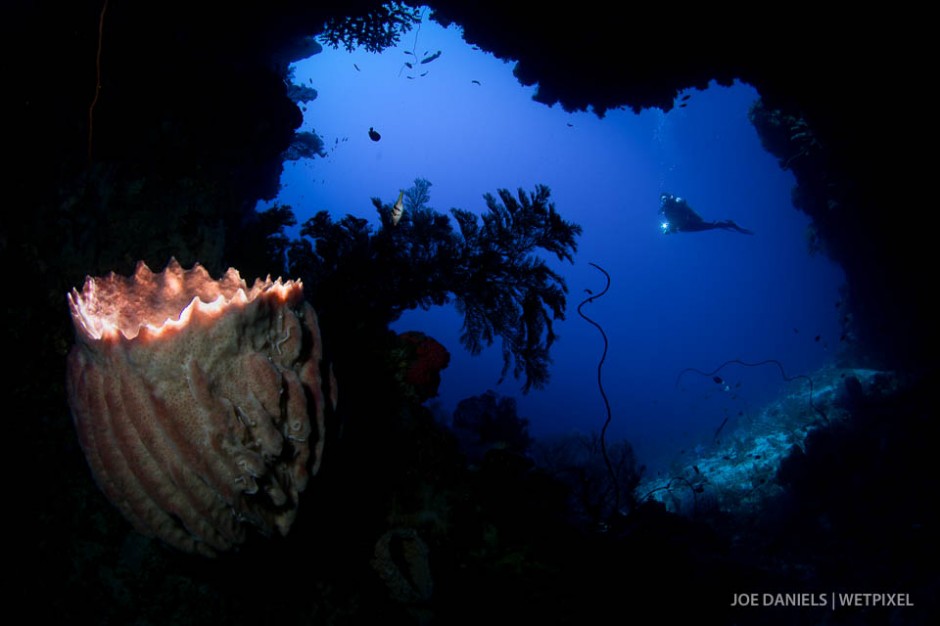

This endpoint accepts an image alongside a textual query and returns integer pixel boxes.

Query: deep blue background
[262,15,845,472]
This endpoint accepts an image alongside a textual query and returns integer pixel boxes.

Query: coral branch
[676,358,828,424]
[577,262,619,514]
[87,0,108,161]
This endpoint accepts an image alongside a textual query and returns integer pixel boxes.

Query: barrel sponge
[66,258,327,556]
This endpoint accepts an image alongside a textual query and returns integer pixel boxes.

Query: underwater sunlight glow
[262,12,846,473]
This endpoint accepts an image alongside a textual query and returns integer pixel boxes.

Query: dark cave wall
[7,3,931,446]
[428,1,933,372]
[8,0,933,417]
[7,2,935,622]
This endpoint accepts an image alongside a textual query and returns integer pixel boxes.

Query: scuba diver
[659,193,754,235]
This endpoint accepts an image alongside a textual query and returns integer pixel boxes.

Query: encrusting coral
[66,258,328,556]
[394,331,451,401]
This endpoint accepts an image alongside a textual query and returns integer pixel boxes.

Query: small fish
[404,50,415,56]
[814,334,821,342]
[420,71,428,77]
[405,62,413,69]
[368,127,381,142]
[712,375,724,385]
[471,79,481,85]
[566,122,573,127]
[420,50,442,64]
[680,94,691,101]
[391,191,404,225]
[353,63,360,71]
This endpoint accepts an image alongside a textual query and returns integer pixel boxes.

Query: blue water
[262,14,845,472]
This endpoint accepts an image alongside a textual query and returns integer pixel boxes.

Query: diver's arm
[677,221,718,233]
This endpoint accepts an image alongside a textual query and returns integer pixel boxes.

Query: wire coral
[398,8,442,80]
[87,0,109,161]
[532,432,639,528]
[676,358,828,424]
[576,262,621,514]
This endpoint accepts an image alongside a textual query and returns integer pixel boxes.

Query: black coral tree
[287,178,581,391]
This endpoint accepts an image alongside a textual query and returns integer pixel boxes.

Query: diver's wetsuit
[659,193,753,235]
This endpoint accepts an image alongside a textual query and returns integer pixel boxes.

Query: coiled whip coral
[66,259,328,556]
[577,262,620,513]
